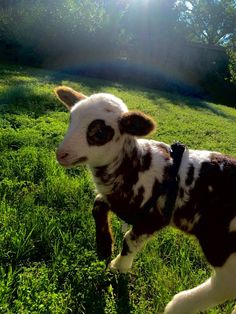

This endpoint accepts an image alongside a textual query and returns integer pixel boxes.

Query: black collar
[128,142,186,225]
[163,142,186,222]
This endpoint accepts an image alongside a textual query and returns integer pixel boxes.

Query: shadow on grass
[81,272,131,314]
[113,274,131,314]
[0,66,116,117]
[48,68,127,97]
[2,64,235,122]
[0,83,60,117]
[146,91,236,122]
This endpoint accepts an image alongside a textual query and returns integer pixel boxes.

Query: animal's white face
[55,86,156,168]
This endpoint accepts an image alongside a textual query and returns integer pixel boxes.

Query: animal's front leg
[109,208,166,274]
[92,196,113,261]
[109,229,151,273]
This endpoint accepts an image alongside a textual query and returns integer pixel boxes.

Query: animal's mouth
[71,156,88,165]
[59,156,88,168]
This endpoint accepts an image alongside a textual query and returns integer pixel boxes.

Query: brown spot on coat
[92,199,113,260]
[179,187,184,198]
[174,153,236,267]
[121,239,131,256]
[94,140,155,225]
[140,146,152,171]
[131,179,167,236]
[87,119,115,146]
[185,164,195,186]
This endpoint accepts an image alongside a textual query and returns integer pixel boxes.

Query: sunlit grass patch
[0,63,236,313]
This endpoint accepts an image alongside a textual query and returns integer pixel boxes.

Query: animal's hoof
[109,260,120,273]
[109,254,132,274]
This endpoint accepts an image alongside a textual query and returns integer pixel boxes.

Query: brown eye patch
[87,119,115,146]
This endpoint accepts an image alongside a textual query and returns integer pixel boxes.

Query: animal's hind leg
[165,253,236,314]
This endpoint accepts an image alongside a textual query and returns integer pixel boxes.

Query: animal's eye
[87,119,115,146]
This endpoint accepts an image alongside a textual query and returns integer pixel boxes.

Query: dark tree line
[0,0,235,102]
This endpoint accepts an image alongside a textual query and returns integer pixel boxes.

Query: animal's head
[55,86,156,167]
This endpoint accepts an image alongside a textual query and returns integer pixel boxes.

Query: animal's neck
[90,136,141,195]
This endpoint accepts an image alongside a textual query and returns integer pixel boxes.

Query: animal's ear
[119,111,156,136]
[54,86,87,110]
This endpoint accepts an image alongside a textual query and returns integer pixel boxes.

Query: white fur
[178,148,211,188]
[229,217,236,232]
[133,140,171,207]
[110,230,151,273]
[58,93,128,168]
[208,185,214,192]
[174,149,211,212]
[109,253,133,273]
[220,162,225,171]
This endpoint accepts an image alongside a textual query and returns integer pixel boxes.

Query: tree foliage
[121,0,178,41]
[0,0,235,105]
[175,0,236,45]
[227,48,236,83]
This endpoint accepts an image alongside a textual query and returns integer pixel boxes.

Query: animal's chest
[105,166,163,222]
[106,186,145,223]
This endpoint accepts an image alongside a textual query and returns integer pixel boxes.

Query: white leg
[165,253,236,314]
[109,229,150,273]
[232,305,236,314]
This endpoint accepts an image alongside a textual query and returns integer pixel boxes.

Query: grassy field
[0,63,236,314]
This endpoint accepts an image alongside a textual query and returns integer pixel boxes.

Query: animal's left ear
[119,111,156,136]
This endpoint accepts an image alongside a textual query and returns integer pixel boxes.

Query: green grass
[0,63,236,314]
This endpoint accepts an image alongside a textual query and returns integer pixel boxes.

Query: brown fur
[87,119,115,146]
[174,153,236,266]
[92,198,113,260]
[94,139,153,224]
[185,164,195,186]
[95,149,236,267]
[119,111,156,136]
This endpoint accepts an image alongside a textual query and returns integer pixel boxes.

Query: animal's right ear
[54,86,87,110]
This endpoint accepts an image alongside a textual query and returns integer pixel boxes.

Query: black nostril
[57,151,69,161]
[60,153,69,160]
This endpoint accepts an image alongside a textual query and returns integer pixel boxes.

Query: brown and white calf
[55,86,236,314]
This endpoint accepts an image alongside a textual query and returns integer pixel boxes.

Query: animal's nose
[56,150,70,163]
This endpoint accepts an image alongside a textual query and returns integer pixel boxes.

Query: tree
[175,0,236,46]
[122,0,178,42]
[227,48,236,82]
[0,0,112,64]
